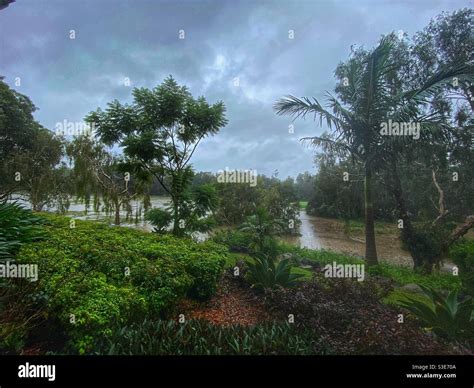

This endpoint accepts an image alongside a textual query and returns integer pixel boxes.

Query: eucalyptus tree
[382,10,474,272]
[0,80,38,201]
[15,128,69,212]
[275,33,472,266]
[85,76,227,236]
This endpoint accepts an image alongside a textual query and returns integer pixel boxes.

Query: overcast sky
[0,0,470,178]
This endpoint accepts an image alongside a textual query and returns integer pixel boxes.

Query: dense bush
[451,239,474,297]
[263,275,457,355]
[14,214,227,353]
[0,203,45,353]
[211,229,254,253]
[96,319,322,355]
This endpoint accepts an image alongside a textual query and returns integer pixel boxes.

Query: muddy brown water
[281,210,414,267]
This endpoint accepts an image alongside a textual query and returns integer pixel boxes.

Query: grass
[279,243,460,291]
[368,263,460,291]
[291,266,313,280]
[343,219,394,235]
[383,288,431,307]
[298,201,308,209]
[218,232,461,292]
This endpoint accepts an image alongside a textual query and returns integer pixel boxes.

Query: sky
[0,0,470,178]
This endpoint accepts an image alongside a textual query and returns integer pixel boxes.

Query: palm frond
[274,95,344,130]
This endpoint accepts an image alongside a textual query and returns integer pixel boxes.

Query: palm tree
[274,34,473,266]
[239,207,284,256]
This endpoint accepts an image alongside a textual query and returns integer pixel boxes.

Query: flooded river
[15,196,414,266]
[283,210,414,267]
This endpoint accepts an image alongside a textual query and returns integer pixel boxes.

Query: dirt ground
[179,274,270,326]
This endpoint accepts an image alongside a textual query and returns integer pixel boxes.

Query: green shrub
[398,285,473,345]
[14,214,227,353]
[145,208,173,233]
[450,240,474,297]
[211,229,254,253]
[400,222,455,273]
[180,241,226,299]
[97,319,320,355]
[383,289,432,307]
[0,203,46,353]
[0,202,45,258]
[247,254,303,289]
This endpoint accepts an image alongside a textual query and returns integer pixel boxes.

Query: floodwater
[282,210,414,267]
[14,196,415,266]
[11,195,170,232]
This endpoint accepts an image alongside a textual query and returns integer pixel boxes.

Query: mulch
[179,273,271,326]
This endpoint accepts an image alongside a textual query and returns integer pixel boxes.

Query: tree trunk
[388,159,432,273]
[172,197,182,236]
[114,201,121,225]
[33,203,44,212]
[364,164,378,266]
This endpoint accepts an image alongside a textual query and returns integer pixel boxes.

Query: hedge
[15,214,227,353]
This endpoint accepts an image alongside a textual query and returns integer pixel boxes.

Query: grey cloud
[0,0,469,177]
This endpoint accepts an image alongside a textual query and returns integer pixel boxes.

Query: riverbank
[282,211,413,266]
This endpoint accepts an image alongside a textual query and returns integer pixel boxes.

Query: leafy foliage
[13,214,227,353]
[0,202,45,258]
[211,229,254,253]
[398,285,473,344]
[247,254,303,289]
[85,76,227,235]
[145,207,173,233]
[450,239,474,297]
[96,319,321,355]
[145,184,218,235]
[0,80,38,200]
[239,207,283,256]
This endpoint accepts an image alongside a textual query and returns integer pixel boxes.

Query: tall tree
[0,80,38,201]
[85,76,227,236]
[14,128,69,211]
[275,34,472,266]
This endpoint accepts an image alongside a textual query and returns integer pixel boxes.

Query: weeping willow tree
[275,33,473,266]
[66,135,149,225]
